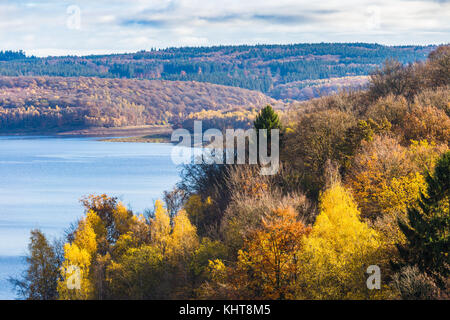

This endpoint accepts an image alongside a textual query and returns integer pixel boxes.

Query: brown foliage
[0,76,277,132]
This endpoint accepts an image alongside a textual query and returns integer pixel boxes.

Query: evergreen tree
[397,151,450,285]
[253,105,282,134]
[254,105,282,155]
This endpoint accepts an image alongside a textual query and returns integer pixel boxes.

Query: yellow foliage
[150,200,198,260]
[58,217,97,300]
[73,218,97,255]
[150,200,171,254]
[346,136,447,221]
[378,172,426,217]
[168,210,198,258]
[85,210,106,240]
[113,202,133,236]
[408,140,448,173]
[298,183,392,299]
[208,259,227,283]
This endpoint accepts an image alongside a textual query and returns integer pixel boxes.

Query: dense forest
[0,77,277,132]
[11,45,449,300]
[0,43,434,100]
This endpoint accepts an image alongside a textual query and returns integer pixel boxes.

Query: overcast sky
[0,0,448,57]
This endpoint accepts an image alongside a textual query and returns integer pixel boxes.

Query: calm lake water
[0,136,181,299]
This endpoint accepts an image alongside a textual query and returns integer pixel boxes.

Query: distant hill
[0,76,278,133]
[269,76,370,101]
[0,43,435,100]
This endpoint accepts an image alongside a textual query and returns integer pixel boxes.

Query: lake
[0,136,181,299]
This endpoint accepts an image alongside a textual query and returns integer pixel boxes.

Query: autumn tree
[221,187,312,256]
[283,109,355,198]
[107,200,200,299]
[236,207,311,299]
[9,230,60,300]
[401,105,450,145]
[369,59,421,101]
[201,206,311,299]
[298,182,392,299]
[345,136,446,221]
[106,245,166,299]
[426,45,450,88]
[178,162,232,237]
[58,215,98,300]
[337,118,391,171]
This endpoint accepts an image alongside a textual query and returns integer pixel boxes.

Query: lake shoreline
[0,125,173,138]
[100,133,173,144]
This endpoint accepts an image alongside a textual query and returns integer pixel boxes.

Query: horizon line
[2,41,446,59]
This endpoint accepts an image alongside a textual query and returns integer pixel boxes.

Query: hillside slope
[0,76,278,133]
[269,76,370,101]
[0,43,435,101]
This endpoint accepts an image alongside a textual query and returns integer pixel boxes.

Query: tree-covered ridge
[0,43,435,100]
[0,76,278,132]
[270,76,370,100]
[0,50,27,61]
[11,45,449,300]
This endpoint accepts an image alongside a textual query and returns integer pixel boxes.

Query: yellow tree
[150,200,198,258]
[345,135,409,220]
[168,209,198,259]
[106,245,166,299]
[167,209,199,297]
[108,201,199,299]
[298,182,392,299]
[346,136,446,221]
[58,216,98,300]
[149,200,171,254]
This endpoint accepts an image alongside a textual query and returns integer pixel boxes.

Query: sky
[0,0,448,57]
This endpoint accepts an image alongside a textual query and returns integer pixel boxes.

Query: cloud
[0,0,448,56]
[122,19,169,28]
[250,14,317,25]
[198,14,242,23]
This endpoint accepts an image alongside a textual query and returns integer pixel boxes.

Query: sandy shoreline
[0,125,173,139]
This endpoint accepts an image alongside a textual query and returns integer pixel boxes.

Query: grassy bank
[101,132,173,143]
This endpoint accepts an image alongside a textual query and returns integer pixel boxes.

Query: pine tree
[397,151,450,285]
[253,105,282,135]
[253,105,282,156]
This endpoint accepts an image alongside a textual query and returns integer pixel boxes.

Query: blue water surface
[0,136,180,299]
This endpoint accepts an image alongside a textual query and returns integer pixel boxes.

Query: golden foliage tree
[298,182,392,299]
[58,216,98,300]
[346,136,446,221]
[149,199,172,254]
[237,207,311,299]
[201,207,311,299]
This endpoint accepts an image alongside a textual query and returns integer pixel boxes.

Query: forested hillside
[0,43,434,100]
[0,76,277,132]
[269,75,370,100]
[12,46,449,300]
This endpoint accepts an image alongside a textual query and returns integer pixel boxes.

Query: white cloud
[0,0,448,56]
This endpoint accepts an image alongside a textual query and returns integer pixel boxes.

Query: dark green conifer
[397,151,450,286]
